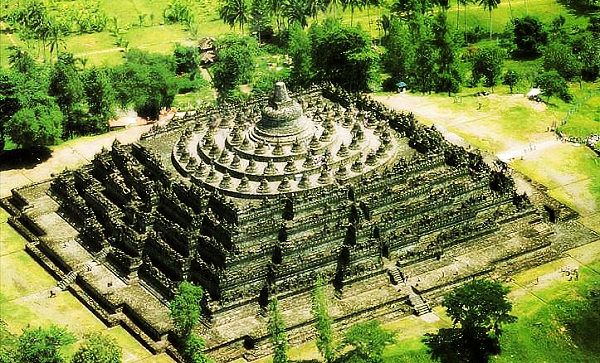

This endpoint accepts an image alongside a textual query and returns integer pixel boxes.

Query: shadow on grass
[0,147,52,171]
[550,289,600,356]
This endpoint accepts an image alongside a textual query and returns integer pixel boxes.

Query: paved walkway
[0,125,151,199]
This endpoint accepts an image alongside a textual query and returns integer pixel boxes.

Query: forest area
[0,0,598,149]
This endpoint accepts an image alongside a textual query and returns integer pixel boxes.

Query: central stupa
[172,82,401,196]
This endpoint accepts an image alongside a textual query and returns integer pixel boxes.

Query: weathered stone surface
[4,83,597,362]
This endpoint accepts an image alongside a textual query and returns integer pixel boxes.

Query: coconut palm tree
[219,0,250,32]
[478,0,500,39]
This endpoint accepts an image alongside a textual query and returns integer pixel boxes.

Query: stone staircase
[408,287,431,316]
[387,267,403,285]
[57,271,78,290]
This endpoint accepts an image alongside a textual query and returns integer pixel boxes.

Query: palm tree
[478,0,500,39]
[219,0,250,32]
[342,0,364,26]
[283,0,310,28]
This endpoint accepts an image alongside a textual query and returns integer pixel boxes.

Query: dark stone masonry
[4,83,597,362]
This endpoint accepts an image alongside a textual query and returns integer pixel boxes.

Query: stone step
[57,271,78,290]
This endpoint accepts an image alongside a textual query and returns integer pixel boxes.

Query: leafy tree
[536,70,571,102]
[424,279,516,363]
[283,0,311,28]
[83,67,115,133]
[112,50,178,120]
[411,21,437,94]
[287,23,314,89]
[309,18,379,92]
[424,327,501,363]
[250,0,273,42]
[432,12,462,95]
[512,16,547,56]
[219,0,250,31]
[311,276,335,363]
[173,44,200,75]
[170,281,205,338]
[503,69,520,93]
[543,42,582,81]
[0,70,24,150]
[342,320,395,363]
[5,104,63,149]
[381,17,415,89]
[183,333,213,363]
[571,31,600,81]
[472,45,506,90]
[8,46,36,74]
[269,297,289,363]
[478,0,501,39]
[48,53,84,138]
[16,325,76,363]
[443,279,516,337]
[169,282,213,363]
[71,332,122,363]
[211,35,258,98]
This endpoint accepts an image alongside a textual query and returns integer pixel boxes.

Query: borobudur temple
[4,83,598,361]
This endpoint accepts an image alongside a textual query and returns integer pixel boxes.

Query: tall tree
[536,70,571,102]
[70,332,122,363]
[251,0,273,42]
[211,35,258,98]
[170,281,205,338]
[432,12,462,95]
[471,45,506,91]
[16,325,76,363]
[512,16,547,55]
[0,70,23,150]
[424,279,516,363]
[543,42,582,81]
[287,23,314,88]
[309,18,379,92]
[342,320,395,363]
[48,52,84,138]
[444,279,516,337]
[478,0,501,39]
[169,282,213,363]
[83,67,115,132]
[269,297,289,363]
[112,50,178,120]
[311,276,335,363]
[219,0,251,31]
[571,31,600,81]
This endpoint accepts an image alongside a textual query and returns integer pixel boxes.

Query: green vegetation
[2,0,598,150]
[169,282,213,363]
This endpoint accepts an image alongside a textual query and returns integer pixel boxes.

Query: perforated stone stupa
[4,83,597,362]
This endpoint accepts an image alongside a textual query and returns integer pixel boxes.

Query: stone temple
[4,83,597,361]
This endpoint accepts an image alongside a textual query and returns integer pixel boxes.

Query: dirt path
[0,125,151,199]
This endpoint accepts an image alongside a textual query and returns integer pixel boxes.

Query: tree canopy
[70,332,122,363]
[443,279,516,336]
[342,320,395,363]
